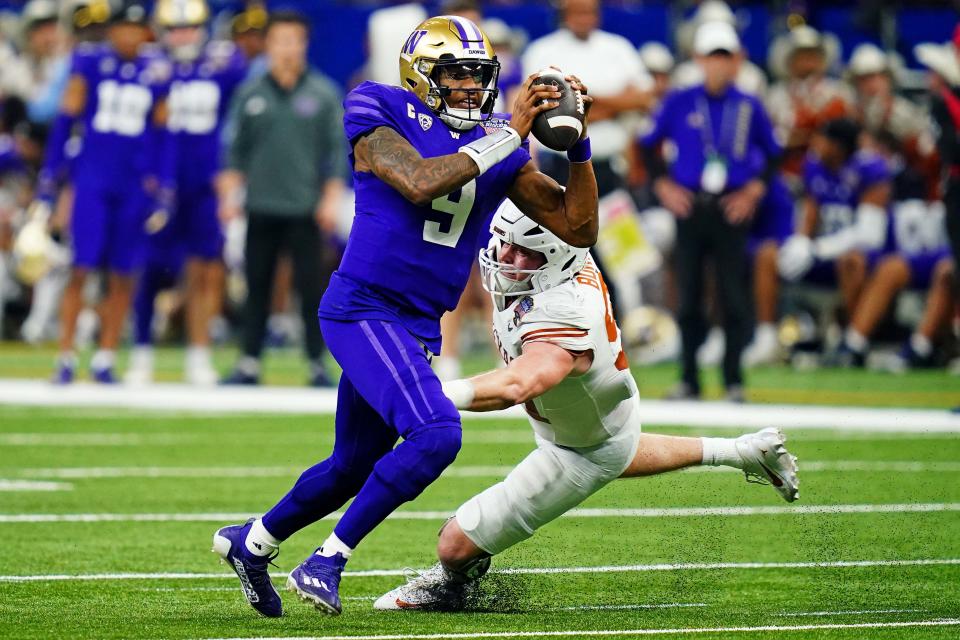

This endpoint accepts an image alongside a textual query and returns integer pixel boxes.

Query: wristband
[567,137,591,163]
[458,127,521,176]
[441,378,476,409]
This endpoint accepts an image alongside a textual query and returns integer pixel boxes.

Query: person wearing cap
[20,0,71,124]
[766,25,853,183]
[640,21,781,402]
[847,43,935,185]
[29,0,172,383]
[671,0,767,97]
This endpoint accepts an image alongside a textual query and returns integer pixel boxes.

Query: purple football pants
[262,317,461,548]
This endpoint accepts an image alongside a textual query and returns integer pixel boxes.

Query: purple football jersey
[70,42,171,189]
[166,41,248,190]
[319,81,531,352]
[803,151,889,236]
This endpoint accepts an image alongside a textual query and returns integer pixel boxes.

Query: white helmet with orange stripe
[479,199,589,302]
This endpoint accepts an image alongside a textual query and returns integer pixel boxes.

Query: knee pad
[373,422,462,500]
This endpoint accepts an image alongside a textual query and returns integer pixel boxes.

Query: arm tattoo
[360,127,479,205]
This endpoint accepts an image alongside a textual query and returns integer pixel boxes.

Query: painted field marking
[2,378,959,431]
[555,603,707,612]
[0,433,193,446]
[13,461,960,480]
[775,609,923,617]
[3,502,960,524]
[0,479,72,492]
[2,558,958,582]
[200,619,960,639]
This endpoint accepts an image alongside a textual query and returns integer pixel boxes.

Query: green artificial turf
[1,406,958,639]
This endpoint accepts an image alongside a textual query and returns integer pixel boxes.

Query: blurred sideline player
[374,204,799,610]
[834,130,954,369]
[776,119,891,320]
[34,1,171,383]
[126,0,247,385]
[213,15,601,618]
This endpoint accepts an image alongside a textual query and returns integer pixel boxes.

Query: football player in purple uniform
[126,0,248,385]
[34,1,171,383]
[213,15,598,618]
[777,118,891,317]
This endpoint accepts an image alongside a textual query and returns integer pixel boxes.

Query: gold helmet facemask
[154,0,210,61]
[399,15,500,131]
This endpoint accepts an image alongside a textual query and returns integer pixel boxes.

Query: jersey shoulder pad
[343,81,404,142]
[142,52,173,84]
[70,42,105,75]
[515,285,592,336]
[204,40,238,63]
[853,151,890,187]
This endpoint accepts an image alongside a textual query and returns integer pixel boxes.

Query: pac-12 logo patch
[418,113,433,131]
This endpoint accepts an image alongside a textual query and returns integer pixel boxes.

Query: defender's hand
[509,72,562,140]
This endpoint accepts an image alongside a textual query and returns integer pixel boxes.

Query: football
[530,68,586,152]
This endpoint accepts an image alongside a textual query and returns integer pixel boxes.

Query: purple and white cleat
[287,550,348,615]
[212,519,283,617]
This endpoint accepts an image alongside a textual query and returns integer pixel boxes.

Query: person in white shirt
[521,0,652,195]
[373,202,799,611]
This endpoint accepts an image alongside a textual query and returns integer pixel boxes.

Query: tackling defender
[214,15,599,617]
[374,202,800,610]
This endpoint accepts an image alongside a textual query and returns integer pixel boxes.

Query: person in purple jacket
[213,14,599,618]
[32,1,171,384]
[126,0,248,386]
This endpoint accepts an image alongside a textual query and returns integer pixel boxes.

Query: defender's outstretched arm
[443,342,592,411]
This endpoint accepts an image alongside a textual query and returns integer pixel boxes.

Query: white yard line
[2,378,958,431]
[3,558,958,583]
[0,479,72,492]
[776,609,923,617]
[3,502,959,524]
[554,603,707,612]
[13,461,960,480]
[201,619,960,640]
[0,433,194,446]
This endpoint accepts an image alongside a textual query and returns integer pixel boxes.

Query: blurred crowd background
[0,0,959,390]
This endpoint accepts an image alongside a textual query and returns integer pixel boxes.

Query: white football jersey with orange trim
[491,257,639,448]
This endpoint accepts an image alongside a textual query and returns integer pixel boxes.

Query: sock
[844,328,868,354]
[701,437,743,469]
[910,333,932,358]
[756,323,776,343]
[237,355,260,376]
[244,518,281,557]
[91,349,116,371]
[318,532,353,559]
[186,345,212,369]
[57,351,77,367]
[129,346,153,369]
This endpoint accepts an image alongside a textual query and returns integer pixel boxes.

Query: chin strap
[458,127,521,175]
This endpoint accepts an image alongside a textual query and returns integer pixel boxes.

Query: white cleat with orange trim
[373,563,467,611]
